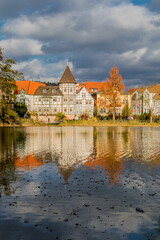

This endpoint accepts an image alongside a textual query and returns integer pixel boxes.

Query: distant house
[130,85,160,116]
[33,66,94,122]
[96,91,132,116]
[34,86,63,122]
[76,86,94,116]
[131,89,144,115]
[84,82,104,95]
[15,81,46,111]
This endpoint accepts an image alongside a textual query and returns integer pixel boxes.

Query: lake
[0,126,160,240]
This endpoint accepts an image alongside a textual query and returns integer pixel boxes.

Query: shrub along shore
[1,118,160,127]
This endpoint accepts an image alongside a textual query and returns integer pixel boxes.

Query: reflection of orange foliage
[84,153,125,185]
[15,154,44,171]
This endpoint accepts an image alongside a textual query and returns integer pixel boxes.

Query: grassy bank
[1,118,160,127]
[60,118,160,127]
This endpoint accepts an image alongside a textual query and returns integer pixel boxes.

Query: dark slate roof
[34,86,63,96]
[59,66,77,84]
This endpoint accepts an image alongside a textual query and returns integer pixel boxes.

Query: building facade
[15,81,46,111]
[33,66,94,121]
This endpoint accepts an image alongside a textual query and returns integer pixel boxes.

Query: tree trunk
[113,112,115,121]
[150,114,153,123]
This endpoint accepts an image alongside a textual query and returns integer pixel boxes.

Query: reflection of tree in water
[0,128,27,196]
[85,128,127,184]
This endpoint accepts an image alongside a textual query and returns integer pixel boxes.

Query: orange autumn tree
[98,66,124,120]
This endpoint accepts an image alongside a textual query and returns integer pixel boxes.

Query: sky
[0,0,160,87]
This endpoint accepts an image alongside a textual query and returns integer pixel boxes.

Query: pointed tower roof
[59,66,77,84]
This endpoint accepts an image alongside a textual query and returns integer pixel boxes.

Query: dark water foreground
[0,126,160,240]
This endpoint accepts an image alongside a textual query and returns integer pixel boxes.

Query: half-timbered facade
[33,66,94,121]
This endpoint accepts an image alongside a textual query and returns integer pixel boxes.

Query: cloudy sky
[0,0,160,87]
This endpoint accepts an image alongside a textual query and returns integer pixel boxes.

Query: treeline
[0,48,27,124]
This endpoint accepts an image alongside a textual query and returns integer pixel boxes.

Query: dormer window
[43,89,47,93]
[52,89,57,93]
[90,88,98,92]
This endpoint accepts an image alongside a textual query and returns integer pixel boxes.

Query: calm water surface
[0,126,160,240]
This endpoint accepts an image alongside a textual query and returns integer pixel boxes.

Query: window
[43,89,47,93]
[44,98,49,102]
[70,88,72,92]
[100,108,106,114]
[64,88,67,92]
[70,108,72,112]
[20,99,25,104]
[89,100,92,104]
[39,98,41,102]
[54,108,57,112]
[64,98,67,102]
[64,108,67,112]
[82,93,86,98]
[53,98,57,102]
[86,100,88,104]
[52,89,57,93]
[90,88,97,92]
[70,98,73,102]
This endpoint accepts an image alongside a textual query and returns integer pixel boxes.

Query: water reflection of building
[1,127,160,188]
[15,127,94,181]
[130,128,160,167]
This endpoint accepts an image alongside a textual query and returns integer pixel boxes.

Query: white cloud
[2,3,158,43]
[0,38,43,57]
[1,0,160,86]
[14,59,74,82]
[122,48,147,62]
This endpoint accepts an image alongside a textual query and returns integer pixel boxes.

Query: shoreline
[1,119,160,127]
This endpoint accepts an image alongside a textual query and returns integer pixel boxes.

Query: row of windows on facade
[62,88,75,93]
[35,108,72,112]
[34,98,61,102]
[34,108,93,113]
[34,97,92,104]
[100,107,122,114]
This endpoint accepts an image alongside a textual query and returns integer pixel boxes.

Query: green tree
[14,102,28,118]
[55,112,65,122]
[0,49,24,124]
[122,102,132,119]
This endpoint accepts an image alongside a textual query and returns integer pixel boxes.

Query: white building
[15,81,46,112]
[33,66,94,121]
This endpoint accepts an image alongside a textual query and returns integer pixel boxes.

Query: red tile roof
[85,81,104,93]
[127,88,137,93]
[76,83,85,93]
[15,81,46,95]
